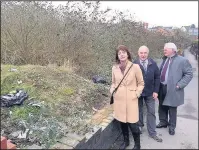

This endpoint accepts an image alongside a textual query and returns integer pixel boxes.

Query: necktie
[142,61,147,72]
[160,58,170,82]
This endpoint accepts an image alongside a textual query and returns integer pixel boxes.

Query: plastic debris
[1,89,28,107]
[9,68,18,72]
[92,75,107,84]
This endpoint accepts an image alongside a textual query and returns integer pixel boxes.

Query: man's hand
[176,85,180,89]
[153,92,158,100]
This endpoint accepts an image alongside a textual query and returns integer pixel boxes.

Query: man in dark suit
[133,45,162,142]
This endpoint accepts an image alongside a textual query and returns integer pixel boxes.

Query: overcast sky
[52,1,198,28]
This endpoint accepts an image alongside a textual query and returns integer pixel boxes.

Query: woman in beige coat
[110,45,144,149]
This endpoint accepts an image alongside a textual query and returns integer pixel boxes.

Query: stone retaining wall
[51,105,122,149]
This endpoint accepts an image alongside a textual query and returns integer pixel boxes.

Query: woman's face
[118,50,128,62]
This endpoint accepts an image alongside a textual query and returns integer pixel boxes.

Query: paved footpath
[127,48,198,149]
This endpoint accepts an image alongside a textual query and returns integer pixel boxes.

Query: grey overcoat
[159,54,193,107]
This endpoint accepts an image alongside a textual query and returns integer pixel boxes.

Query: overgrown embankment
[1,64,109,148]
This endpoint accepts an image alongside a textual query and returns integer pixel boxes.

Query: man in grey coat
[156,42,193,135]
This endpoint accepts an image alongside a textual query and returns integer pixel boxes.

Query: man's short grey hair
[138,45,149,53]
[164,42,178,52]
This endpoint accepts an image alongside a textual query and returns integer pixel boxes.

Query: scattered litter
[28,101,44,107]
[81,111,86,116]
[92,75,107,84]
[17,129,30,139]
[1,89,28,107]
[92,107,98,112]
[1,130,4,135]
[10,131,22,138]
[40,127,47,131]
[9,111,12,115]
[9,68,18,72]
[17,80,23,84]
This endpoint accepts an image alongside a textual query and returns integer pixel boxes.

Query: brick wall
[1,136,16,149]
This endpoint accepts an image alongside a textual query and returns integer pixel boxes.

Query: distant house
[148,26,174,36]
[190,28,198,40]
[180,26,187,32]
[163,26,173,32]
[157,28,171,36]
[148,27,157,32]
[181,26,190,32]
[181,25,198,39]
[188,28,198,36]
[182,25,198,40]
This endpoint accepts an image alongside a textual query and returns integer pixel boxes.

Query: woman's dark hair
[115,45,132,63]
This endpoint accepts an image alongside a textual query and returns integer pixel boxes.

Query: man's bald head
[138,45,149,53]
[138,45,149,61]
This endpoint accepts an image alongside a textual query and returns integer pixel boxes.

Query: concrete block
[66,133,86,142]
[59,137,79,148]
[51,142,73,149]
